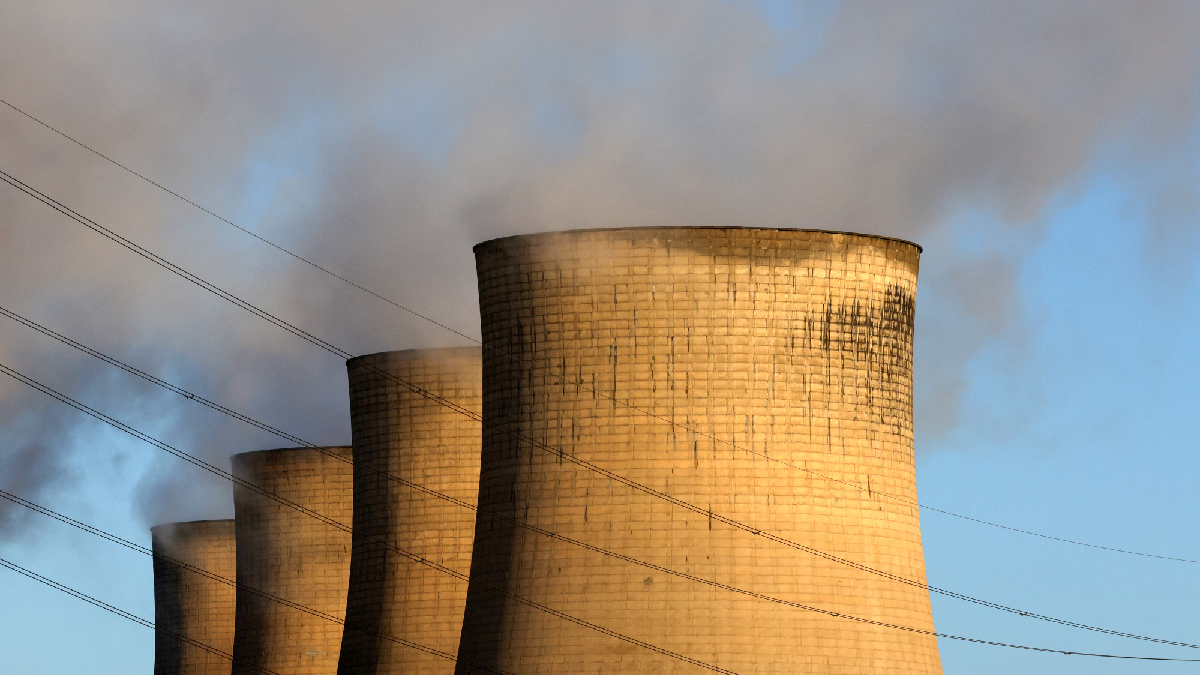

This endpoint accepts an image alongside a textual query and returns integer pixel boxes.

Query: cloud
[0,0,1198,529]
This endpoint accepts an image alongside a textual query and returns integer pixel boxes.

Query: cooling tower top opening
[150,519,234,536]
[473,226,922,254]
[230,446,352,463]
[150,519,236,552]
[345,346,483,369]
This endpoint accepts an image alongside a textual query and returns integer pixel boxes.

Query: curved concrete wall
[338,348,482,675]
[152,519,237,675]
[231,447,354,675]
[457,227,941,674]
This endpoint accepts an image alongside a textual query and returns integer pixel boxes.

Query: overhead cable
[5,488,1200,663]
[0,359,737,675]
[4,301,1199,657]
[0,170,1194,647]
[0,488,507,675]
[0,555,281,674]
[0,98,1188,566]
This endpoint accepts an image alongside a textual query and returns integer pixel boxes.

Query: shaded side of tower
[337,348,483,675]
[152,519,237,675]
[230,446,353,675]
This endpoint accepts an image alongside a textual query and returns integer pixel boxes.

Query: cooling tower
[456,227,942,674]
[152,519,237,675]
[337,348,482,675]
[230,446,354,675]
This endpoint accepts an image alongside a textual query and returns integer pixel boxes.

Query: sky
[1,1,1199,673]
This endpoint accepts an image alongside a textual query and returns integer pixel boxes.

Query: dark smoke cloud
[0,1,1198,531]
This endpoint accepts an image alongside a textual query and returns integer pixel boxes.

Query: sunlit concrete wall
[152,519,237,675]
[338,348,482,675]
[230,447,353,675]
[456,227,942,674]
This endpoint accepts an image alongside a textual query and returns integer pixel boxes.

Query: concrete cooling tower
[337,348,482,675]
[230,447,354,675]
[152,519,237,675]
[456,227,942,674]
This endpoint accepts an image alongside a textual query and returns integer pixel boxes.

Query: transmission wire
[0,556,282,674]
[0,488,509,674]
[0,98,1187,566]
[0,360,737,675]
[6,476,1200,663]
[5,301,1200,660]
[1,168,1196,649]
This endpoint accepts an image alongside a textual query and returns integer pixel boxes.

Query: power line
[1,99,1187,567]
[0,99,477,346]
[5,488,1200,663]
[6,301,1200,659]
[0,555,282,675]
[0,488,508,675]
[0,169,348,358]
[0,170,1195,649]
[15,301,1140,661]
[0,303,321,447]
[0,359,737,675]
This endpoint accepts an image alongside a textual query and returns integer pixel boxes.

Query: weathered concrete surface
[456,227,941,674]
[338,348,482,675]
[152,519,237,675]
[231,447,353,675]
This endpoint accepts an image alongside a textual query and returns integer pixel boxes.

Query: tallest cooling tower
[457,227,941,674]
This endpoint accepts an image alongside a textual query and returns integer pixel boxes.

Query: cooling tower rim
[151,518,234,529]
[473,226,922,254]
[346,346,482,368]
[229,445,352,464]
[150,519,234,538]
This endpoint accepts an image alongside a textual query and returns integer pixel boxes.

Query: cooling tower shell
[152,519,237,675]
[456,227,941,674]
[230,446,354,675]
[337,348,483,674]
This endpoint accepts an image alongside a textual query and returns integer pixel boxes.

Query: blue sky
[919,176,1200,672]
[2,2,1200,673]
